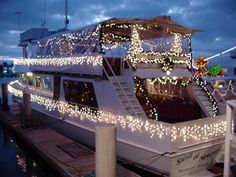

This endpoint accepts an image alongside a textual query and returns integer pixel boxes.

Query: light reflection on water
[0,125,59,177]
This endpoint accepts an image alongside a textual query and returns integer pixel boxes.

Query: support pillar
[23,86,32,127]
[96,125,116,177]
[1,84,8,111]
[224,100,236,177]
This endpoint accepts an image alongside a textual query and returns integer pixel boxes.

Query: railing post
[96,125,116,177]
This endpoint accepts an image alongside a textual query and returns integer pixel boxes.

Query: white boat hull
[29,105,223,177]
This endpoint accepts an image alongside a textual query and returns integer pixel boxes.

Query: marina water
[0,125,60,177]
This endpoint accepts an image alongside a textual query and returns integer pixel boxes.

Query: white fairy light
[8,81,226,142]
[170,32,183,54]
[13,55,103,67]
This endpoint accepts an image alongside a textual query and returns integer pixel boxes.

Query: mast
[65,0,69,30]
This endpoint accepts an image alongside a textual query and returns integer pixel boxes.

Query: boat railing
[170,115,226,151]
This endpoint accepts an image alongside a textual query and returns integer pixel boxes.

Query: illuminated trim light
[8,81,226,142]
[13,55,103,67]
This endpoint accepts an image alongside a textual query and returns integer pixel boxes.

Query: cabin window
[43,76,52,90]
[35,75,41,88]
[28,75,34,86]
[20,74,27,85]
[63,80,98,108]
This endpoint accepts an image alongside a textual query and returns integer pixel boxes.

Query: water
[0,124,61,177]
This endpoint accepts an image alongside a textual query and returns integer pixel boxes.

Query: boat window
[43,76,52,90]
[20,74,27,85]
[35,75,41,88]
[28,75,34,86]
[63,80,98,108]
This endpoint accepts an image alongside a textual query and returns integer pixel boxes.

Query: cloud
[0,0,235,58]
[167,7,185,14]
[214,37,222,42]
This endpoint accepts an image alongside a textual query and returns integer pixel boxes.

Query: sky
[0,0,236,60]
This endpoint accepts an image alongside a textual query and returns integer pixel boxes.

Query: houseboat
[10,16,228,177]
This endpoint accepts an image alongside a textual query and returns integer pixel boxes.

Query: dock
[0,110,140,177]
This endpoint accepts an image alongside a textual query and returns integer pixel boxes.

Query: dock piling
[1,84,9,111]
[95,125,116,177]
[23,86,32,127]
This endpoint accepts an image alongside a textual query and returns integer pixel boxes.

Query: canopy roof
[24,16,199,57]
[101,16,200,43]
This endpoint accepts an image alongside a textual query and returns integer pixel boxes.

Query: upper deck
[14,16,198,78]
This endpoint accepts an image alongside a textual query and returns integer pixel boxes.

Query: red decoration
[195,56,208,77]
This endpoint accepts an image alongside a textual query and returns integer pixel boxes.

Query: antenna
[15,11,22,32]
[65,0,69,30]
[15,11,22,41]
[41,0,46,27]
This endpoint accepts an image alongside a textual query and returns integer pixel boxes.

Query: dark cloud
[0,0,235,59]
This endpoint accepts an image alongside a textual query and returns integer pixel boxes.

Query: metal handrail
[102,57,138,116]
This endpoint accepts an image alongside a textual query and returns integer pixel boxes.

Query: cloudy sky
[0,0,236,60]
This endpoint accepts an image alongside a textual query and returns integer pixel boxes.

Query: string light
[124,25,192,70]
[13,55,103,67]
[170,32,183,54]
[126,25,143,66]
[148,77,191,86]
[134,77,159,120]
[11,80,53,98]
[193,76,218,116]
[8,81,226,142]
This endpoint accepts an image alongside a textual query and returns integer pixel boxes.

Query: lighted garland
[125,25,192,69]
[193,76,218,116]
[37,24,101,48]
[13,55,103,67]
[11,80,53,98]
[170,32,183,54]
[126,25,143,66]
[8,82,226,142]
[148,77,192,86]
[134,77,159,120]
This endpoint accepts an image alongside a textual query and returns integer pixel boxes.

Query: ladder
[110,77,146,118]
[103,58,147,118]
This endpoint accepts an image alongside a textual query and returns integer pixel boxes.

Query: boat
[9,16,229,177]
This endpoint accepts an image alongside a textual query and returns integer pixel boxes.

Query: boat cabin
[15,16,212,123]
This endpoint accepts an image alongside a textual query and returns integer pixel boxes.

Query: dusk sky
[0,0,236,60]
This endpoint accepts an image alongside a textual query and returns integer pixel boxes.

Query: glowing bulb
[166,70,170,75]
[26,72,33,77]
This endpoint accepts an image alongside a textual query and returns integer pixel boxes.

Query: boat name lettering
[200,149,220,160]
[176,152,200,166]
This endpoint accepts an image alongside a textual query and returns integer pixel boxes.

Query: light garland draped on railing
[8,81,226,142]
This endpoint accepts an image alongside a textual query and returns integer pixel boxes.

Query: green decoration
[205,65,224,76]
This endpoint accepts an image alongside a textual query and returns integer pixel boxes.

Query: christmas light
[13,55,103,67]
[170,32,183,54]
[148,77,191,86]
[8,81,226,142]
[193,76,218,116]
